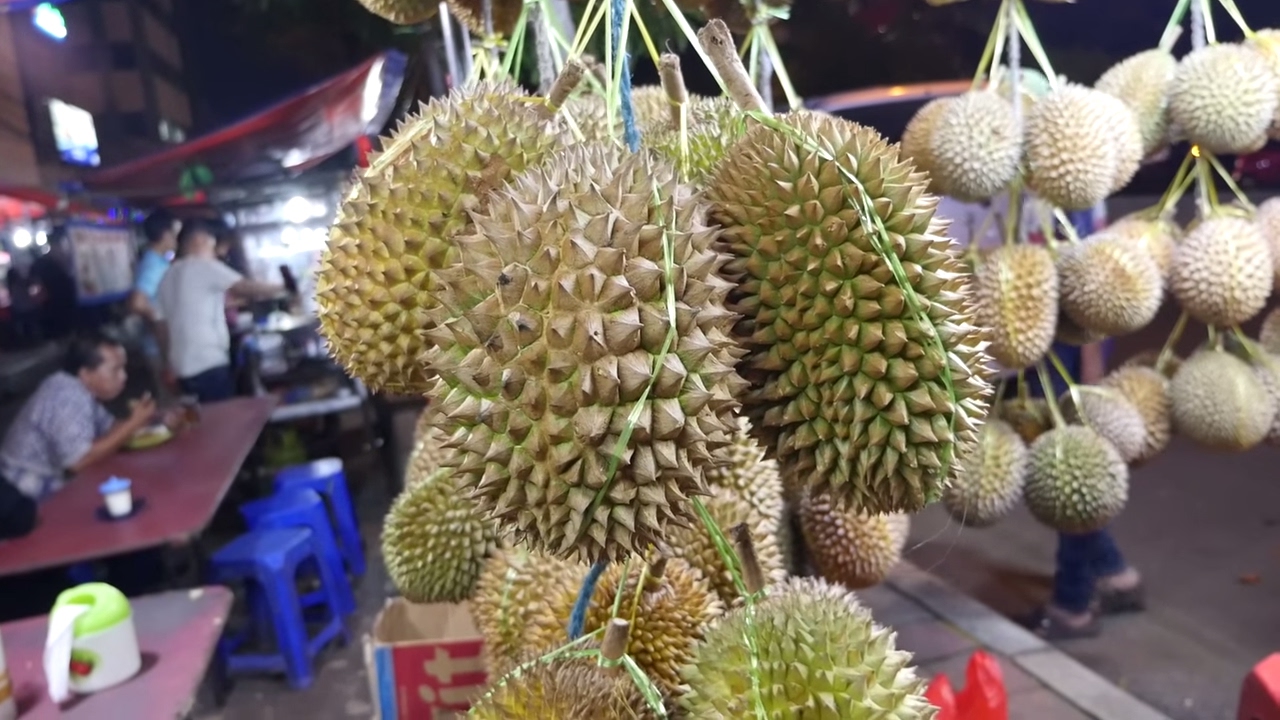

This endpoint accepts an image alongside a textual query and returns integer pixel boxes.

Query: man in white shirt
[154,220,284,403]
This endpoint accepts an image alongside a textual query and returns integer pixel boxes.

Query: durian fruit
[1107,215,1178,281]
[445,0,525,36]
[1169,43,1280,155]
[470,652,660,719]
[422,145,746,563]
[799,490,909,589]
[1056,234,1163,337]
[681,576,934,719]
[381,468,496,603]
[315,79,568,394]
[1055,310,1106,347]
[665,489,787,606]
[1058,387,1148,464]
[645,95,748,185]
[1249,353,1280,445]
[1024,84,1144,209]
[584,557,724,695]
[704,416,785,521]
[1000,396,1052,444]
[900,97,955,190]
[926,91,1022,202]
[707,110,992,515]
[944,419,1027,527]
[1094,49,1177,158]
[1255,197,1280,286]
[1169,215,1273,328]
[974,244,1059,369]
[471,547,587,677]
[1260,307,1280,354]
[1247,29,1280,138]
[1100,366,1172,464]
[355,0,437,24]
[1024,425,1129,534]
[1170,349,1275,451]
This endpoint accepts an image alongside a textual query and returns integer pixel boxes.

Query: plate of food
[126,423,173,451]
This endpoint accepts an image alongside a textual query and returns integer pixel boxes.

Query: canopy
[81,51,407,201]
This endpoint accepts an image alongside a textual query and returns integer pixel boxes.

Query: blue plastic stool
[208,528,349,690]
[239,489,357,616]
[273,458,366,577]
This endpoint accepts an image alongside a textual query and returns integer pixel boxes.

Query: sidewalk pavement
[869,562,1173,720]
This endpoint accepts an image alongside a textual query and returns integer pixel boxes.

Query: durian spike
[601,618,631,663]
[658,53,689,128]
[697,20,768,115]
[541,59,585,117]
[731,523,766,595]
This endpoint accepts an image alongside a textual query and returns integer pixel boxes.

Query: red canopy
[82,51,406,201]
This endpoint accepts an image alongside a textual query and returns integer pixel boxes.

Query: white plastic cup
[99,477,133,518]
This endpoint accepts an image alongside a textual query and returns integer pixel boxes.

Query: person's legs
[179,365,236,404]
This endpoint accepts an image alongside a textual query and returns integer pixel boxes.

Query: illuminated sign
[32,3,67,41]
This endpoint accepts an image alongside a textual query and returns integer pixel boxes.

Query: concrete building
[0,0,191,190]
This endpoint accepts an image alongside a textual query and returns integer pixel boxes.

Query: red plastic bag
[925,673,959,720]
[956,651,1009,720]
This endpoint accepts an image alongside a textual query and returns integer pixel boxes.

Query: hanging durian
[681,576,934,718]
[420,144,747,564]
[1056,233,1163,338]
[1169,215,1273,328]
[355,0,437,24]
[584,557,724,695]
[1169,43,1279,155]
[799,490,909,589]
[926,91,1022,202]
[1024,425,1129,534]
[945,418,1027,527]
[974,244,1059,369]
[471,548,588,677]
[1094,49,1177,158]
[1170,349,1275,451]
[665,489,787,606]
[1059,387,1148,464]
[315,79,570,395]
[1100,366,1172,464]
[381,468,496,603]
[707,110,992,516]
[1024,84,1144,209]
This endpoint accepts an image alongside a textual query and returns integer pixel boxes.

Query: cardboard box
[364,598,488,720]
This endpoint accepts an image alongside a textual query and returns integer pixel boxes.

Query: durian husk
[974,244,1059,369]
[381,468,497,603]
[706,110,992,516]
[799,490,909,589]
[1170,349,1275,452]
[1056,233,1162,338]
[1169,215,1273,328]
[1169,43,1279,155]
[680,576,934,719]
[471,547,588,677]
[421,144,747,564]
[926,91,1022,202]
[665,488,787,606]
[944,418,1027,527]
[470,654,661,719]
[1100,365,1172,464]
[356,0,437,24]
[584,557,724,696]
[315,79,569,395]
[999,395,1052,444]
[1024,425,1129,534]
[1095,49,1177,158]
[1058,387,1149,464]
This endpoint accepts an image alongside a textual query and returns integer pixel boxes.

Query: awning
[81,50,407,201]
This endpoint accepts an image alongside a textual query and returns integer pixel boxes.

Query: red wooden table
[0,396,278,579]
[2,586,233,720]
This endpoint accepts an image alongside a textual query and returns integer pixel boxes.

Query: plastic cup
[99,477,133,518]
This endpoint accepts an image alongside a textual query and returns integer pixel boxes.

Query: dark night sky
[177,0,1280,134]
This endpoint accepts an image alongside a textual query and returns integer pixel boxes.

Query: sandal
[1020,607,1102,640]
[1093,582,1146,615]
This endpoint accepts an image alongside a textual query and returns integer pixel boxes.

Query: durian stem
[1160,0,1192,52]
[1036,362,1067,428]
[731,523,767,595]
[1205,151,1255,211]
[1214,0,1252,37]
[1010,0,1058,89]
[699,20,769,115]
[566,558,609,640]
[600,618,631,663]
[1156,311,1190,375]
[658,53,688,128]
[540,58,586,117]
[972,0,1010,89]
[1157,151,1196,215]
